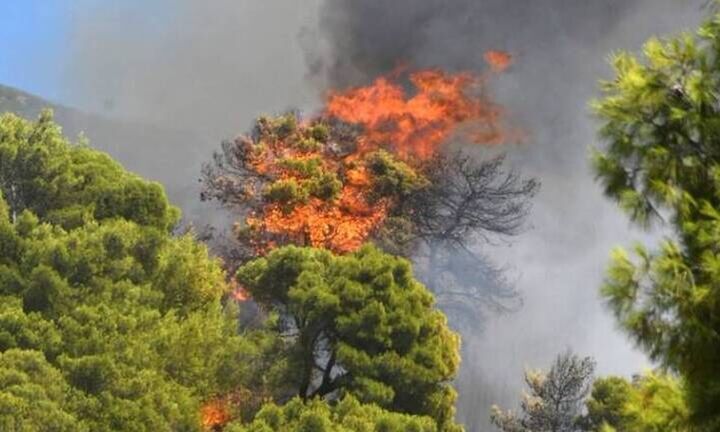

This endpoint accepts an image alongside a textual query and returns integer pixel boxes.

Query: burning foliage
[201,64,538,333]
[200,387,278,430]
[203,114,411,254]
[199,62,538,431]
[201,68,525,258]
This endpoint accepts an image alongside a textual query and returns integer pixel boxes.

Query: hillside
[0,84,66,118]
[0,84,214,223]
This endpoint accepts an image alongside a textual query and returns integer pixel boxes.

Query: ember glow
[484,50,513,73]
[222,56,512,257]
[230,280,250,302]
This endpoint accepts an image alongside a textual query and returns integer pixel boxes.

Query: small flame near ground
[230,280,249,302]
[201,398,231,430]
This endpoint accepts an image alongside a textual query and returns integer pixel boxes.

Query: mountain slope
[0,84,215,223]
[0,84,77,118]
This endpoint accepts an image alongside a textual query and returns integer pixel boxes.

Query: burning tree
[201,67,538,322]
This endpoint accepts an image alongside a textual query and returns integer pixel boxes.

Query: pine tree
[490,351,595,432]
[592,10,720,428]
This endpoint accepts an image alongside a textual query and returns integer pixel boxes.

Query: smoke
[61,1,321,135]
[54,1,324,225]
[51,1,707,430]
[303,1,705,429]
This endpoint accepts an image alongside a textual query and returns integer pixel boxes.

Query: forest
[1,3,720,432]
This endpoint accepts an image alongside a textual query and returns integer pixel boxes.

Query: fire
[228,61,511,255]
[230,116,391,254]
[201,399,231,430]
[326,68,505,160]
[245,164,390,254]
[230,280,250,302]
[484,50,513,72]
[250,197,388,255]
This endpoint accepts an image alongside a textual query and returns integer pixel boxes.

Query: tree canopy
[490,353,693,432]
[584,373,691,432]
[0,112,281,431]
[236,244,462,431]
[0,110,464,430]
[592,11,720,428]
[0,110,179,231]
[202,112,537,325]
[490,351,596,432]
[225,395,438,432]
[0,349,81,431]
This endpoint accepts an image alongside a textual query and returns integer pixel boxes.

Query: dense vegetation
[237,245,461,429]
[225,395,439,432]
[490,351,692,432]
[0,111,287,430]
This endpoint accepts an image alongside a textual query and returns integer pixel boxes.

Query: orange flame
[250,198,388,255]
[326,68,505,160]
[201,399,231,430]
[237,62,511,254]
[230,280,250,302]
[200,57,516,430]
[484,50,513,73]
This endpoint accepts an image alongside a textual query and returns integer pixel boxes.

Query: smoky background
[40,1,705,430]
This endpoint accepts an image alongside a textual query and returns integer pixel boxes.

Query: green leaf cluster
[365,150,429,201]
[0,349,82,431]
[264,156,342,206]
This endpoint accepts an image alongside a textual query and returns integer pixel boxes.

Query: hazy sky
[0,2,69,100]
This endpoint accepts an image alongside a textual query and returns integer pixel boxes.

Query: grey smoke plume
[62,1,321,135]
[51,1,706,431]
[303,1,705,429]
[56,0,324,224]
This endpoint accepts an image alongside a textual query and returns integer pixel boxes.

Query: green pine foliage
[0,110,179,231]
[584,373,692,432]
[365,150,429,201]
[225,395,438,432]
[236,245,462,431]
[582,376,634,431]
[0,349,82,431]
[0,112,280,430]
[0,111,459,430]
[592,10,720,429]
